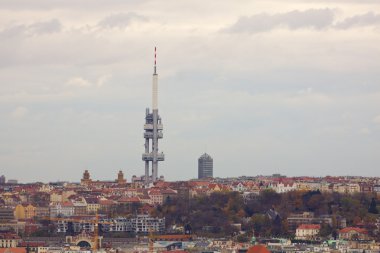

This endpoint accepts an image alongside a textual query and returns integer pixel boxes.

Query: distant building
[339,227,369,241]
[0,207,14,222]
[7,179,17,184]
[287,212,346,232]
[56,215,165,234]
[80,170,91,186]
[116,170,126,185]
[0,233,21,248]
[198,153,213,179]
[296,224,321,240]
[0,175,5,184]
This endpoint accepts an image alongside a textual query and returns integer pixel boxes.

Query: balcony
[143,132,163,139]
[144,124,163,130]
[142,153,165,161]
[144,124,153,130]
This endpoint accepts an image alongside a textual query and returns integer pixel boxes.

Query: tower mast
[143,47,164,186]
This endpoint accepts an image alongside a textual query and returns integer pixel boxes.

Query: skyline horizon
[2,169,379,184]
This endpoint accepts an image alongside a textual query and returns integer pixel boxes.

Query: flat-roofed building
[198,153,213,179]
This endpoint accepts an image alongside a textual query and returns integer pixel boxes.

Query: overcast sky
[1,0,380,183]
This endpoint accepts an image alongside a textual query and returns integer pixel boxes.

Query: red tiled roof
[161,251,186,253]
[161,189,177,194]
[98,200,114,205]
[0,233,21,239]
[61,201,74,207]
[119,197,140,203]
[0,248,26,253]
[339,227,368,234]
[298,224,321,230]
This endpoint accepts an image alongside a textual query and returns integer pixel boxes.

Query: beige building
[35,206,49,218]
[339,227,369,240]
[333,183,361,194]
[85,199,100,214]
[13,204,36,220]
[296,224,321,240]
[0,233,21,248]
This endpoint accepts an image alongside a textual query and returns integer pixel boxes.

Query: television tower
[142,47,164,185]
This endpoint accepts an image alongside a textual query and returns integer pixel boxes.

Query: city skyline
[1,1,380,183]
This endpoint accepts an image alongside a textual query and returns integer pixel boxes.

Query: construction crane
[43,213,112,251]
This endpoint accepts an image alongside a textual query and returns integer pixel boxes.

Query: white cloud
[96,74,111,87]
[373,115,380,124]
[65,75,111,88]
[66,77,92,87]
[10,106,29,119]
[359,127,371,135]
[97,12,148,29]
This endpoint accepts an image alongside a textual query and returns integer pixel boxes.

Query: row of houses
[1,175,380,212]
[295,224,370,241]
[55,214,165,234]
[0,186,178,221]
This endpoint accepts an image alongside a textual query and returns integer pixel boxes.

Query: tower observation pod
[142,47,164,186]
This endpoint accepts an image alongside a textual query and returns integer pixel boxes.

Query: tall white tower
[142,47,164,185]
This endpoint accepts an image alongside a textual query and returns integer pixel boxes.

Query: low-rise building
[295,224,321,240]
[49,202,74,217]
[339,227,369,241]
[0,233,21,248]
[55,215,165,234]
[0,207,14,222]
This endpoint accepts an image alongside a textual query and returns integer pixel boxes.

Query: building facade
[295,224,321,240]
[198,153,213,179]
[56,215,165,234]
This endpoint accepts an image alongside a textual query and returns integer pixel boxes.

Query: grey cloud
[224,9,335,33]
[335,12,380,29]
[0,25,26,39]
[0,19,62,39]
[0,0,147,10]
[28,19,62,34]
[98,12,148,29]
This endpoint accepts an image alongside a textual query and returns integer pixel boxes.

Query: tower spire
[154,47,157,75]
[152,47,158,110]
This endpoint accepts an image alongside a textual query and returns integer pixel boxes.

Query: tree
[236,234,249,243]
[368,198,378,214]
[319,223,332,238]
[251,214,271,237]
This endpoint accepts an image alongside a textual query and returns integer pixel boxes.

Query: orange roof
[161,251,186,253]
[0,248,26,253]
[247,245,270,253]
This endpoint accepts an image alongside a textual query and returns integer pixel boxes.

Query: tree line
[151,190,379,240]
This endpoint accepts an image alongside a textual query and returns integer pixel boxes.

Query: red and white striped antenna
[154,47,157,74]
